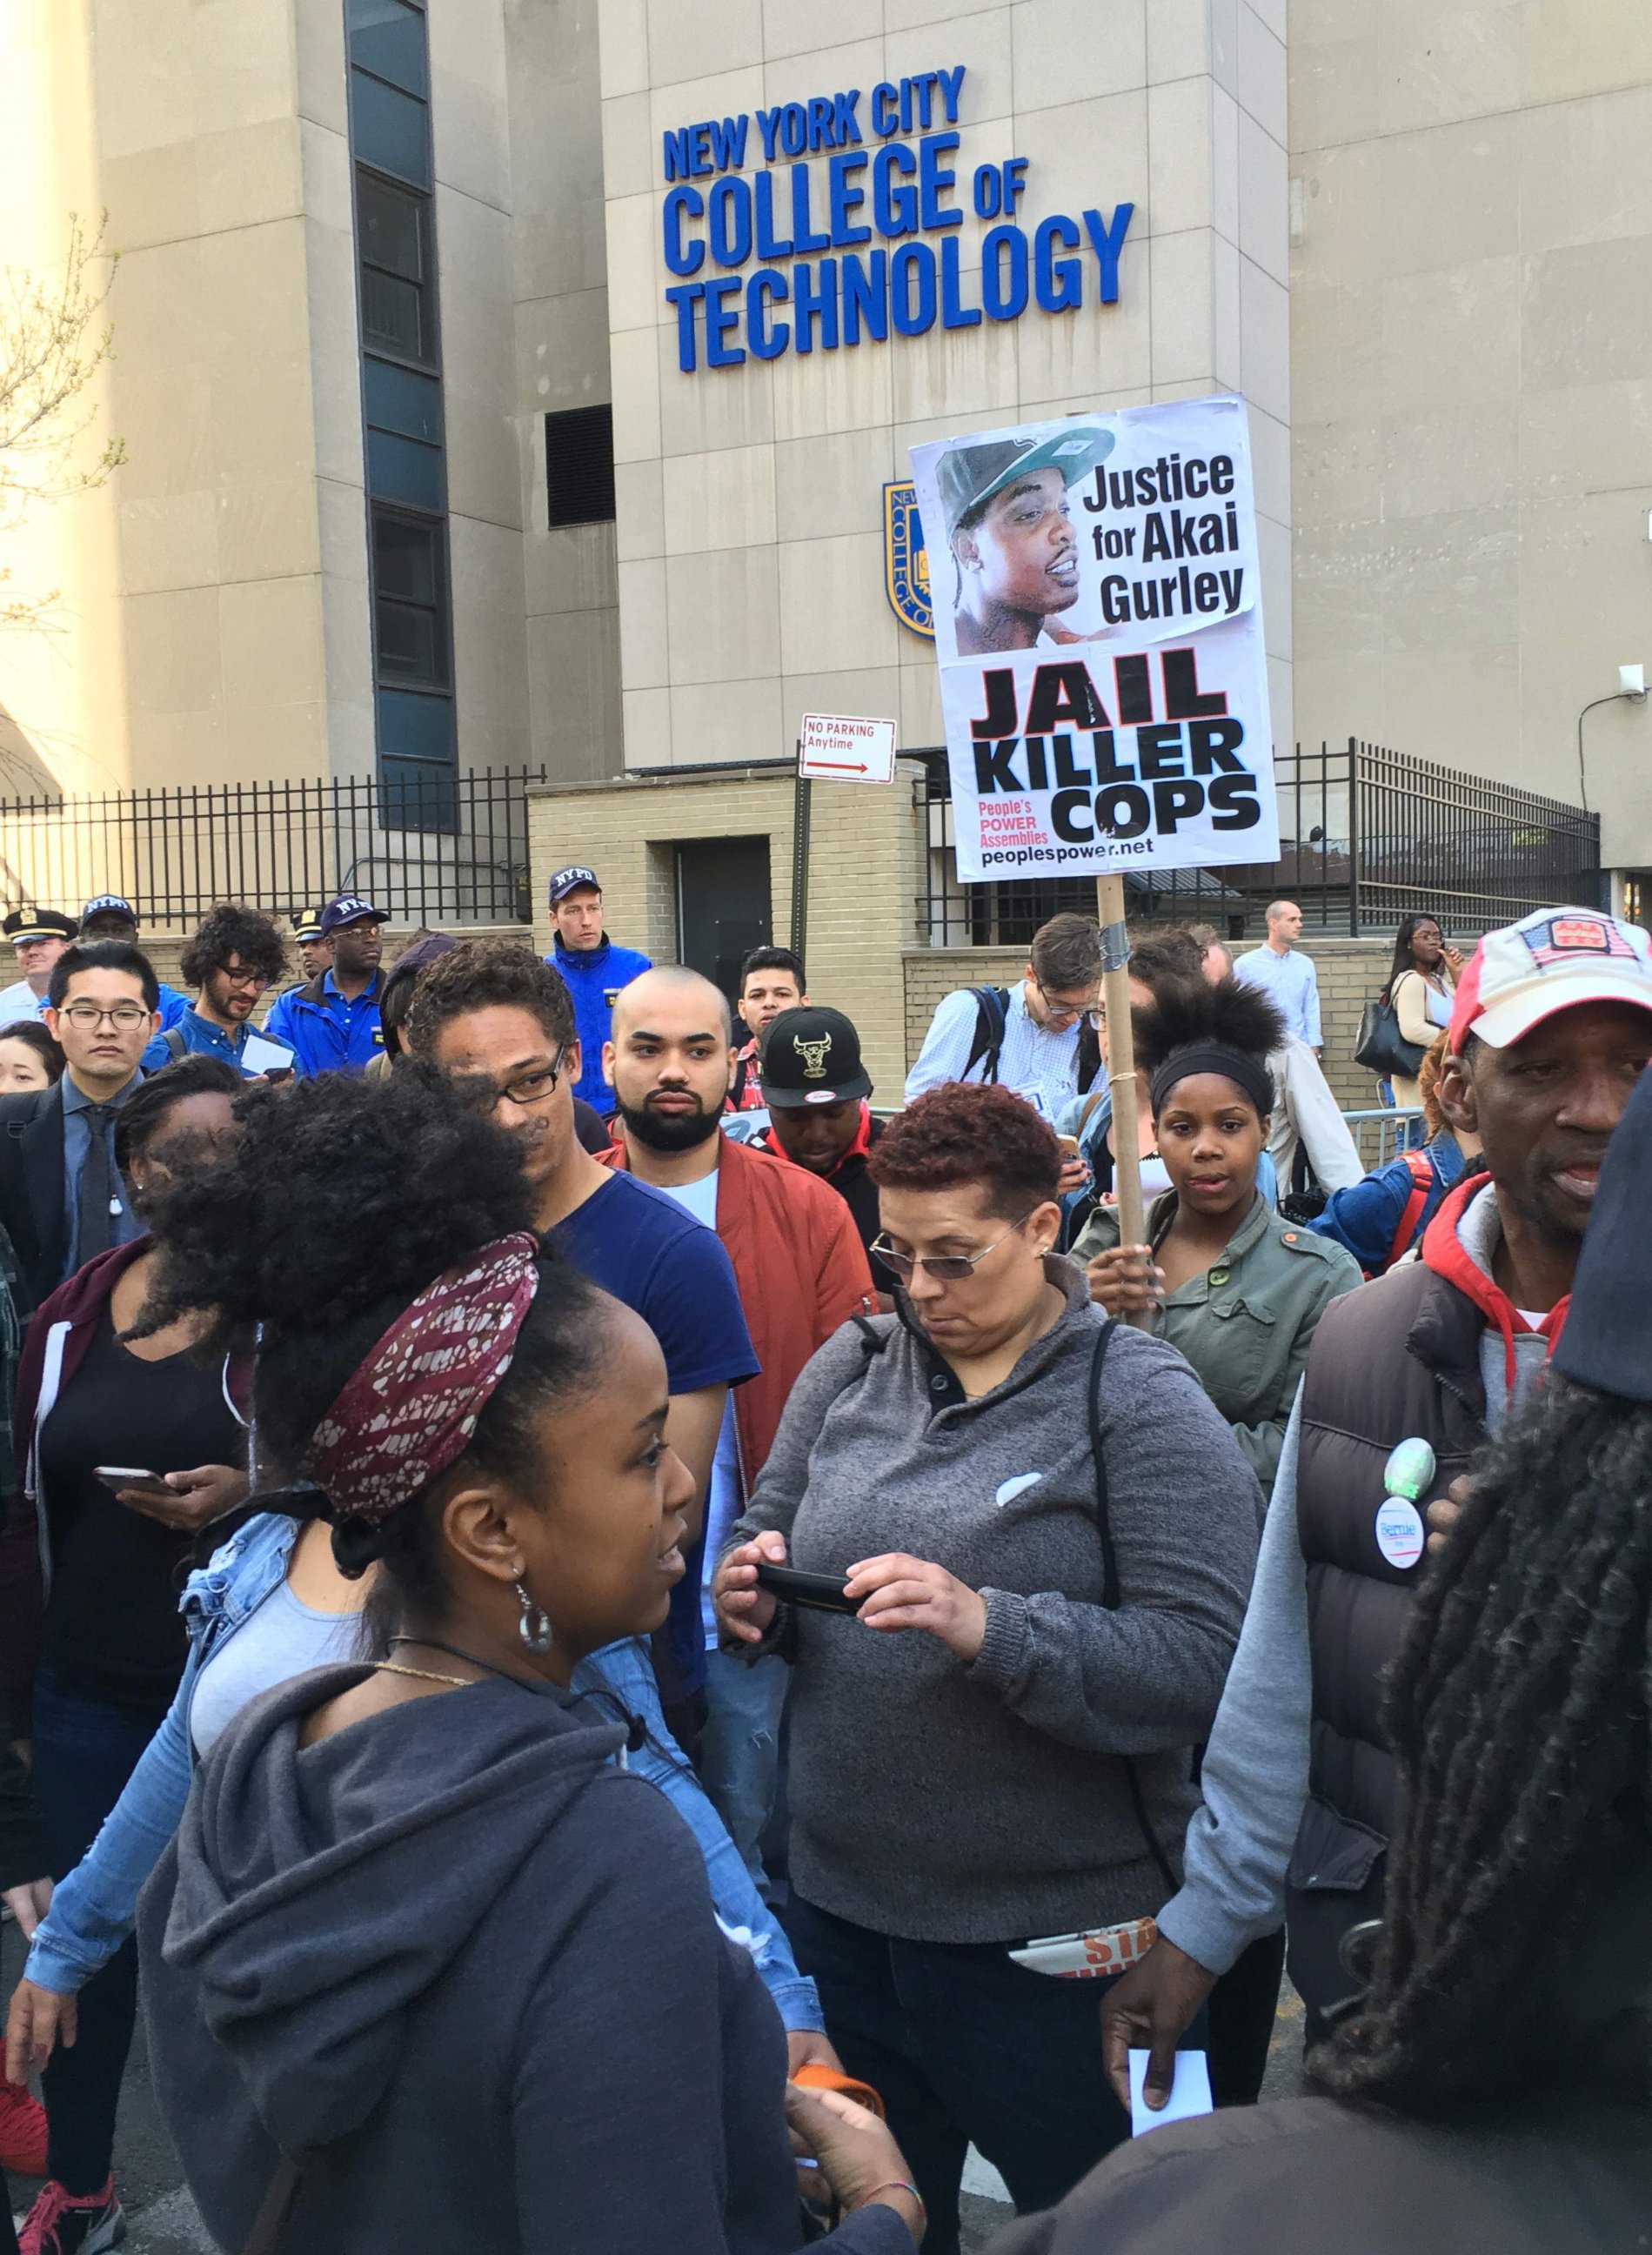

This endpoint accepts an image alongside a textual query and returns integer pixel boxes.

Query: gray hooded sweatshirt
[137,1663,909,2255]
[730,1261,1263,1944]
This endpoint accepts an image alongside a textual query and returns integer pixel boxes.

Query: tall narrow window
[545,405,616,528]
[345,0,456,828]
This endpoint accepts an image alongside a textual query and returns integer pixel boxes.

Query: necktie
[78,1103,117,1263]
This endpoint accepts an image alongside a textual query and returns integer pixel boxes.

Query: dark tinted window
[545,404,616,528]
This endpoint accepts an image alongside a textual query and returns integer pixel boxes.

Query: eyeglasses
[57,1002,150,1030]
[869,1213,1033,1282]
[488,1052,565,1109]
[1034,983,1104,1032]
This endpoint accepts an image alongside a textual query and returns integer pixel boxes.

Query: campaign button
[1374,1497,1426,1571]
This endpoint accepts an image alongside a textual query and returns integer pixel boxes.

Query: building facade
[0,1,1647,955]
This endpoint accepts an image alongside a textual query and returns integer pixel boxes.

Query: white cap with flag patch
[1448,906,1652,1050]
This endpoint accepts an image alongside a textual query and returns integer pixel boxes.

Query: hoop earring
[515,1577,553,1656]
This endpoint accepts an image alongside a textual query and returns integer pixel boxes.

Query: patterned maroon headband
[304,1232,542,1523]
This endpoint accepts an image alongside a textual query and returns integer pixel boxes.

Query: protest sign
[908,396,1277,883]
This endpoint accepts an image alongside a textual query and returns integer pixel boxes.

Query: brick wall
[521,767,1423,1114]
[1288,938,1401,1105]
[527,769,927,1101]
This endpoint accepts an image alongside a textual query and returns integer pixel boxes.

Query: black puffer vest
[1286,1257,1488,2024]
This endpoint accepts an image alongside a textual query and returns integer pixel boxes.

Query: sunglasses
[869,1213,1033,1282]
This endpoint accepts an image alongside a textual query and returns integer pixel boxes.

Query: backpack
[962,985,1009,1083]
[1382,1148,1437,1274]
[158,1026,188,1065]
[961,983,1103,1095]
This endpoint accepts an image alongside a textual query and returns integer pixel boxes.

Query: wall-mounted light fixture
[1575,666,1649,812]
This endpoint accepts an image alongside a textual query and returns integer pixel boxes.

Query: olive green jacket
[1073,1191,1361,1495]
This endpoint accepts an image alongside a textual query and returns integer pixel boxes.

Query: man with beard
[405,943,757,1756]
[141,905,294,1077]
[604,967,873,1884]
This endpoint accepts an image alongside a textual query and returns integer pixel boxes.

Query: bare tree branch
[0,212,126,632]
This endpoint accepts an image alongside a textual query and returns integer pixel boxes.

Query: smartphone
[93,1465,173,1500]
[1056,1134,1081,1158]
[754,1563,859,1616]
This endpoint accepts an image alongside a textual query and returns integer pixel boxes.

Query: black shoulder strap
[162,1026,187,1063]
[1085,1322,1123,1601]
[962,985,1009,1084]
[1086,1320,1178,1893]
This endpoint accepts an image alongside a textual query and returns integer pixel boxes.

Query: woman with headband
[83,1069,921,2255]
[1074,980,1359,2116]
[1075,978,1360,1501]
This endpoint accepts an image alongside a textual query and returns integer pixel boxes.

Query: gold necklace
[373,1661,476,1689]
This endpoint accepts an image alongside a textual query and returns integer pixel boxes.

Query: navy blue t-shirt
[552,1170,758,1700]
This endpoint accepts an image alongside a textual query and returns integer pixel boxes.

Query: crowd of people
[0,864,1646,2255]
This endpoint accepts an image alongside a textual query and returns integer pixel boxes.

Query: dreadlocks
[1309,1369,1652,2111]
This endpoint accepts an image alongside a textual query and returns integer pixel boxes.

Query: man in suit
[0,943,159,1311]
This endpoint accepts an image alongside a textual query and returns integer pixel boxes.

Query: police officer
[262,893,388,1075]
[543,865,650,1114]
[0,909,78,1027]
[290,907,332,986]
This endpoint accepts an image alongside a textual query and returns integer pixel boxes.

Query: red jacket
[605,1133,873,1484]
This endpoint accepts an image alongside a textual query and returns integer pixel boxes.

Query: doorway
[674,835,771,1002]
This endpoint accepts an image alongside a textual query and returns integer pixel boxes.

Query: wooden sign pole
[1095,872,1150,1328]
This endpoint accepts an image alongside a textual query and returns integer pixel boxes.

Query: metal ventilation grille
[545,404,616,527]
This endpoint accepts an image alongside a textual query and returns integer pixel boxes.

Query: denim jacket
[25,1513,822,2035]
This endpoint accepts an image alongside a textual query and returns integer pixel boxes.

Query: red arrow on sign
[807,759,869,773]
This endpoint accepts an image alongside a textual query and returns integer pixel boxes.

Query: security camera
[1619,664,1647,701]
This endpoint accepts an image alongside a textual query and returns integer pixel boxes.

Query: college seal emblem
[883,480,933,640]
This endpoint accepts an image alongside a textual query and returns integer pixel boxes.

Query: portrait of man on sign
[940,427,1114,657]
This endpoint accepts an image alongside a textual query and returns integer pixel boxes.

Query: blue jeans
[31,1676,170,2194]
[786,1894,1152,2255]
[699,1649,787,1897]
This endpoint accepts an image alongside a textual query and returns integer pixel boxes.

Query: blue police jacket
[549,933,652,1110]
[261,967,386,1077]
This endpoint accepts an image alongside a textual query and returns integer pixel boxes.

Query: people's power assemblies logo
[884,481,933,640]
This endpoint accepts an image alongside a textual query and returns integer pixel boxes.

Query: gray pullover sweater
[730,1260,1262,1943]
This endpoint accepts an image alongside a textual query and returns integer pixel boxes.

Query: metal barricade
[1341,1107,1425,1170]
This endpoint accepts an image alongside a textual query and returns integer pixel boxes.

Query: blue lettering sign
[656,66,1135,371]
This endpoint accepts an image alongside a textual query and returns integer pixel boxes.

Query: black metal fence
[0,766,545,928]
[911,739,1602,945]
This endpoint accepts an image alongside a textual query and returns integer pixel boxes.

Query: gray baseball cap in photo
[936,425,1115,541]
